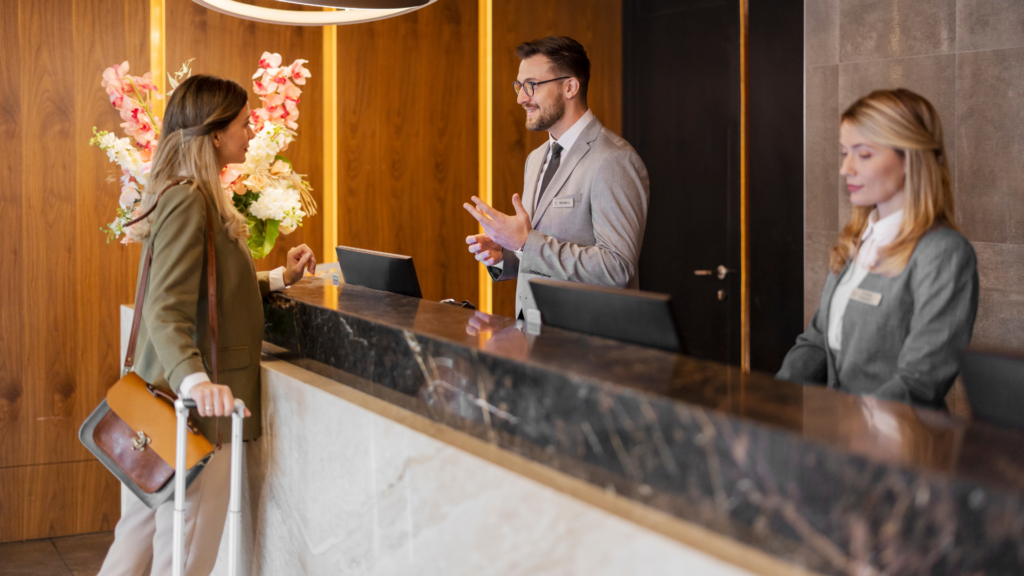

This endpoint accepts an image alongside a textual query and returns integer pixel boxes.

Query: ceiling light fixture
[191,0,438,26]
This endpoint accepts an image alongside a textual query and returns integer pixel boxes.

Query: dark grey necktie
[536,142,563,205]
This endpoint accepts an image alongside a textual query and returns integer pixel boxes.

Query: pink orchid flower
[257,52,283,71]
[288,60,311,85]
[101,61,132,107]
[119,183,141,209]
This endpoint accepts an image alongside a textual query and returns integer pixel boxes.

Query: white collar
[861,208,904,242]
[548,108,594,156]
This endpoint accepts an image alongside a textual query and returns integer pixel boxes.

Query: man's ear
[564,78,581,101]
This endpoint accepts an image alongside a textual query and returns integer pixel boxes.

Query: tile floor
[0,532,114,576]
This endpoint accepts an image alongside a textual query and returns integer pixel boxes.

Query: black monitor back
[335,246,422,299]
[529,278,681,352]
[960,349,1024,429]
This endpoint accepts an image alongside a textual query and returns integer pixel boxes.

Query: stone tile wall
[804,0,1024,354]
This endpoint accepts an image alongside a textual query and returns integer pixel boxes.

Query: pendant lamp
[191,0,438,26]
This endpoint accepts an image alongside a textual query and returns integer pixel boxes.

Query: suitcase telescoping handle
[172,398,245,576]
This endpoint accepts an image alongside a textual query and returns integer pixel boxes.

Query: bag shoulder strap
[122,183,219,385]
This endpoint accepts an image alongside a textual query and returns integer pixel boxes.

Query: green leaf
[244,217,281,260]
[261,219,280,258]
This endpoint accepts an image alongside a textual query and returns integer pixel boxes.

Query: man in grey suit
[464,36,650,319]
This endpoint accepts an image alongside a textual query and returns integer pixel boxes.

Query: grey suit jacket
[777,227,979,409]
[488,115,650,318]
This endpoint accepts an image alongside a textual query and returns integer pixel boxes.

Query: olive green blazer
[132,184,269,441]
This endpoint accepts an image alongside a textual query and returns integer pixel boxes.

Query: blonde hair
[139,75,250,241]
[830,89,957,275]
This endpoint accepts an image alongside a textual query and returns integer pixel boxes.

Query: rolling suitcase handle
[173,398,246,576]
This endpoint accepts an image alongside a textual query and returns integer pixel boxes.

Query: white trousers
[97,443,234,576]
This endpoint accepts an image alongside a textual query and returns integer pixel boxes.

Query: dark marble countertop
[264,278,1024,575]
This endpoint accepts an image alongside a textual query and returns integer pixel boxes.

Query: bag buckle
[131,430,151,451]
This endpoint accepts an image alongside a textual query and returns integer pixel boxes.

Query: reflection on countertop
[264,278,1024,575]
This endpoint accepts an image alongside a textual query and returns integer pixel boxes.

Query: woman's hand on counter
[189,383,251,418]
[283,244,317,286]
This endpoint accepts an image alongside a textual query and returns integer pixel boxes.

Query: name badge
[850,288,882,306]
[552,198,574,208]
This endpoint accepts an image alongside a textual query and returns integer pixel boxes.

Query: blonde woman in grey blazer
[464,37,649,319]
[778,89,978,409]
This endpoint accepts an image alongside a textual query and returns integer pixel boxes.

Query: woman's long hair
[830,89,957,276]
[138,75,250,240]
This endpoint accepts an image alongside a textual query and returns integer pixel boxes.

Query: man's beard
[525,96,565,132]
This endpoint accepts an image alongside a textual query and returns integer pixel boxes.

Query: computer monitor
[960,349,1024,429]
[335,246,422,299]
[528,278,682,352]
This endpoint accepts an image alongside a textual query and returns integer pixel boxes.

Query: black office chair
[959,349,1024,429]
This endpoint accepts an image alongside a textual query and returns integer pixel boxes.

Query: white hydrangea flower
[243,123,295,172]
[249,183,305,229]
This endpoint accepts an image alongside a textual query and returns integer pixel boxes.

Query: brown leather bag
[79,183,220,508]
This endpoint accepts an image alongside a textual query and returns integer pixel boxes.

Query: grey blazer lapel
[522,145,546,221]
[532,117,603,226]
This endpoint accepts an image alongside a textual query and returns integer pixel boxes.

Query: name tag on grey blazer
[552,198,574,208]
[850,288,882,306]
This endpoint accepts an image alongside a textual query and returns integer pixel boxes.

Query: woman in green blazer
[777,89,978,409]
[98,75,316,575]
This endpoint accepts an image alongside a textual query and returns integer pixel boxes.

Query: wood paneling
[0,0,148,543]
[0,0,25,461]
[0,461,120,542]
[165,0,324,272]
[335,0,479,303]
[490,0,622,317]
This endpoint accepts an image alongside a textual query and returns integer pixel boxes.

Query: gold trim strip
[263,356,823,576]
[739,0,751,373]
[149,0,166,116]
[322,13,339,262]
[477,0,493,314]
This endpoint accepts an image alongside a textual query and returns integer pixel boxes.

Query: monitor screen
[335,246,422,299]
[529,278,682,352]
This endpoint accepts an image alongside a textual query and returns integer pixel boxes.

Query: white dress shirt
[827,208,904,351]
[180,266,287,398]
[533,108,595,212]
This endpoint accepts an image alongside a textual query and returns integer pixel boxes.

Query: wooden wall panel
[0,0,147,542]
[490,0,623,317]
[20,0,79,470]
[335,0,479,303]
[0,0,25,462]
[165,0,324,272]
[0,461,120,542]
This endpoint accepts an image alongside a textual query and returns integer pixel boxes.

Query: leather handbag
[79,183,221,509]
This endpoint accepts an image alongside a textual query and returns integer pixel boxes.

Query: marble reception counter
[252,277,1024,575]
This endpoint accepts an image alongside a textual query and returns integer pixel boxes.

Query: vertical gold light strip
[477,0,493,314]
[150,0,166,115]
[322,10,339,262]
[739,0,751,373]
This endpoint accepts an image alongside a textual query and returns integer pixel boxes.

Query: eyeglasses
[513,77,570,97]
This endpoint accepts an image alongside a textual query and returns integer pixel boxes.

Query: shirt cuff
[269,266,287,292]
[179,372,211,399]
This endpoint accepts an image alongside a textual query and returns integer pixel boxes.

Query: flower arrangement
[90,53,316,259]
[222,52,316,259]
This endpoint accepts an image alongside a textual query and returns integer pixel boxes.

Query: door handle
[693,265,735,280]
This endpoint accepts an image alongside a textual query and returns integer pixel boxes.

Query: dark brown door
[624,0,742,364]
